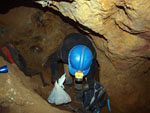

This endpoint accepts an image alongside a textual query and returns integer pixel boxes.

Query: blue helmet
[68,45,93,78]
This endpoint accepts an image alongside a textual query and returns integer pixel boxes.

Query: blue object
[107,98,111,112]
[68,45,93,76]
[94,99,111,113]
[94,109,100,113]
[0,66,8,73]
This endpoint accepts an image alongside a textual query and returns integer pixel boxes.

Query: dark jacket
[50,33,97,88]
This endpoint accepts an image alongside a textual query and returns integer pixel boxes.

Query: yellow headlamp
[75,72,84,81]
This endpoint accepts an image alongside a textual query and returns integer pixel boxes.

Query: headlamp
[75,72,84,82]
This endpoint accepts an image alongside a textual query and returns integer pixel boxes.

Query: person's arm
[49,50,62,84]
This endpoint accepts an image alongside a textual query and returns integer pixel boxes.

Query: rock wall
[47,0,150,59]
[0,0,150,113]
[35,0,150,113]
[0,6,77,66]
[0,6,77,113]
[0,57,70,113]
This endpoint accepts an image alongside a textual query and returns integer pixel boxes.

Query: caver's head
[68,45,93,82]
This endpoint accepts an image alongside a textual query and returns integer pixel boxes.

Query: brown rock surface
[41,0,150,113]
[0,6,77,113]
[0,6,78,66]
[46,0,150,59]
[0,57,70,113]
[0,1,150,113]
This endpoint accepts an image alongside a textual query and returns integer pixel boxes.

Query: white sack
[48,73,71,105]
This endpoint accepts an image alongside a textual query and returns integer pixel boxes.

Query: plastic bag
[48,73,71,105]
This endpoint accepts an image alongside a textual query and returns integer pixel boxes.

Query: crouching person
[49,32,97,91]
[49,33,111,112]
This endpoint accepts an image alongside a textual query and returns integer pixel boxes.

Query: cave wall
[0,57,70,113]
[0,6,78,66]
[0,0,150,113]
[45,0,150,59]
[35,0,150,113]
